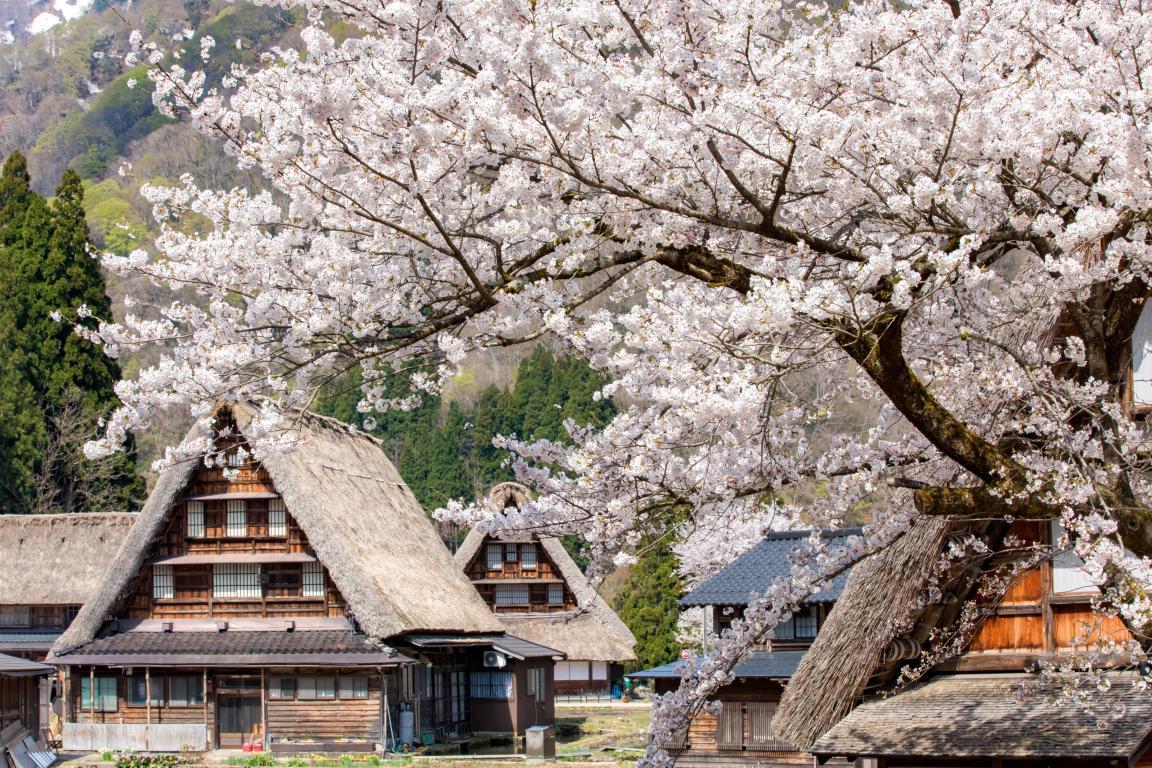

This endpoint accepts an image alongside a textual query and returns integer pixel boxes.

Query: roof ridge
[764,526,865,541]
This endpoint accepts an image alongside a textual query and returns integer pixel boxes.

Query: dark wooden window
[717,701,744,750]
[494,585,529,606]
[486,544,502,569]
[226,500,247,537]
[213,563,262,598]
[153,565,175,599]
[527,668,545,698]
[187,501,206,538]
[339,676,369,700]
[547,584,564,605]
[0,607,30,627]
[521,544,537,568]
[169,675,204,706]
[269,676,295,700]
[126,675,163,707]
[302,562,324,597]
[297,675,336,700]
[776,606,819,640]
[268,499,287,537]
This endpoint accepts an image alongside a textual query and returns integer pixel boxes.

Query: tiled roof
[626,649,806,680]
[811,673,1152,760]
[0,653,53,677]
[401,633,564,659]
[0,632,62,652]
[51,629,410,667]
[679,528,862,607]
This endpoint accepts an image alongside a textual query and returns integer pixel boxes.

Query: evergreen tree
[613,532,684,672]
[0,157,142,513]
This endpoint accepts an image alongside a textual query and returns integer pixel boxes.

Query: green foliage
[115,753,187,768]
[84,180,150,255]
[0,154,143,513]
[613,532,684,672]
[316,347,616,516]
[225,754,278,767]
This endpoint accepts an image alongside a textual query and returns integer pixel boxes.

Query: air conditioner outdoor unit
[483,651,507,668]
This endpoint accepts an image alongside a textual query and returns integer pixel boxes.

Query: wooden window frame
[126,674,164,708]
[297,675,337,700]
[213,563,263,599]
[167,675,204,708]
[470,670,513,701]
[339,675,369,700]
[225,500,248,537]
[520,544,537,569]
[268,498,287,537]
[0,606,31,628]
[547,583,564,606]
[302,562,325,598]
[153,565,175,600]
[494,585,530,606]
[81,676,119,712]
[186,501,206,538]
[486,544,502,570]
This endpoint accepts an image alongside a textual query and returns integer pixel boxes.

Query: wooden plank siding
[120,456,348,622]
[464,539,577,614]
[963,520,1135,667]
[0,675,41,732]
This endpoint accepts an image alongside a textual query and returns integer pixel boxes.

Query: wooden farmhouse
[454,483,636,698]
[772,517,1152,767]
[48,403,562,753]
[0,513,136,734]
[628,528,861,768]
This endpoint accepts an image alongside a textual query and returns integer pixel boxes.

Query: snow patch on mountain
[27,11,59,33]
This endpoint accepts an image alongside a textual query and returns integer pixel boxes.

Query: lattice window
[505,543,519,562]
[716,701,744,750]
[547,583,564,605]
[186,501,205,538]
[80,676,118,712]
[339,675,369,700]
[520,544,537,568]
[469,671,513,701]
[213,563,262,598]
[0,607,30,627]
[302,561,325,597]
[747,702,793,752]
[486,544,502,569]
[268,498,287,537]
[226,500,247,537]
[153,565,174,599]
[494,585,530,606]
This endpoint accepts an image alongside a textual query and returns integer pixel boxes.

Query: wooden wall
[119,440,348,621]
[964,521,1133,666]
[266,673,384,742]
[670,680,813,768]
[0,675,41,732]
[464,539,576,614]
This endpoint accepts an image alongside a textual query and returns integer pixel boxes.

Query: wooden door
[217,693,262,747]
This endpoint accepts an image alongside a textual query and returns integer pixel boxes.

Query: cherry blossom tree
[88,0,1152,759]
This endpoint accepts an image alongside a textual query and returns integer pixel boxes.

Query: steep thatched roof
[56,402,500,655]
[0,513,136,606]
[811,673,1152,761]
[773,517,952,749]
[455,526,637,663]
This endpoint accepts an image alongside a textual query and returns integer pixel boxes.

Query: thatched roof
[55,402,500,655]
[0,513,136,606]
[773,517,952,749]
[455,527,637,663]
[810,673,1152,761]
